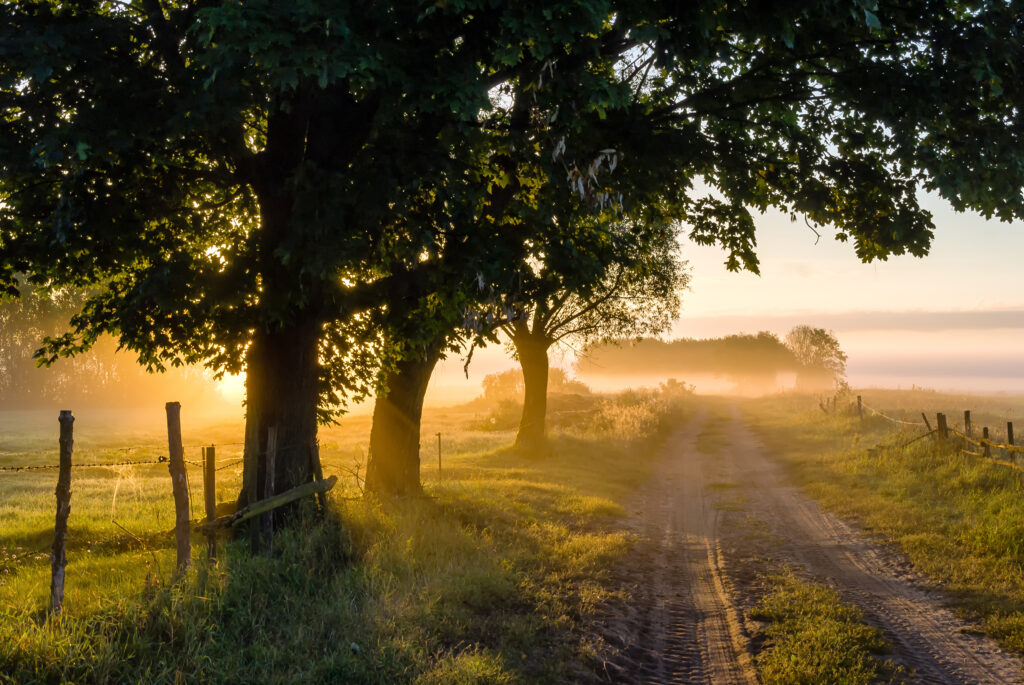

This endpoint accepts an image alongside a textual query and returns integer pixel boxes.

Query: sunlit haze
[424,193,1024,404]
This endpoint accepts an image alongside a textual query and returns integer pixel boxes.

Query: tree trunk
[239,316,322,510]
[514,333,550,453]
[238,162,326,513]
[365,344,442,495]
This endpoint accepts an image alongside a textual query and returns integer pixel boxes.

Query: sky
[423,193,1024,405]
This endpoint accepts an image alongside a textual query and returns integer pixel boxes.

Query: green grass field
[742,390,1024,657]
[1,391,686,683]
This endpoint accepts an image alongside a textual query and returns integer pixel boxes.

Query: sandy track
[723,408,1023,684]
[600,408,1024,684]
[602,410,757,684]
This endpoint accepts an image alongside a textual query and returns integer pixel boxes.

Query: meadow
[0,389,686,683]
[742,389,1024,656]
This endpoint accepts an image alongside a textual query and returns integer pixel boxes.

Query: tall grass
[744,392,1024,655]
[750,569,902,685]
[1,391,687,683]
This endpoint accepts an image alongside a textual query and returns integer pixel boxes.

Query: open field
[8,388,1024,683]
[1,391,685,683]
[742,390,1024,661]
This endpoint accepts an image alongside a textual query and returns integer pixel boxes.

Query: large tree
[0,1,624,504]
[785,325,849,390]
[502,221,688,451]
[3,1,1022,506]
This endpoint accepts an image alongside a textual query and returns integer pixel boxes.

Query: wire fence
[860,400,929,428]
[0,451,245,472]
[848,394,1024,472]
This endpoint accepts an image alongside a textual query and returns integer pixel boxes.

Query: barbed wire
[0,455,246,473]
[0,437,311,474]
[0,457,168,472]
[860,400,928,427]
[0,441,247,460]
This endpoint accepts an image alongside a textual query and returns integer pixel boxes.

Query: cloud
[675,309,1024,336]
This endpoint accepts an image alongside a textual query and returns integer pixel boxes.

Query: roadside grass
[1,394,684,683]
[696,408,732,456]
[750,568,904,685]
[743,392,1024,656]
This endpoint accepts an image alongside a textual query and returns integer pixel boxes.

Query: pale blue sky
[677,194,1024,323]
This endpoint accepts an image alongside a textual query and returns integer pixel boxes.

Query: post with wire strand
[310,440,327,512]
[983,426,991,458]
[964,410,972,438]
[857,395,863,421]
[50,409,74,615]
[203,445,216,560]
[936,413,948,442]
[165,402,190,572]
[1008,422,1015,463]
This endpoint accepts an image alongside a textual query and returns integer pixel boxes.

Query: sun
[216,372,246,402]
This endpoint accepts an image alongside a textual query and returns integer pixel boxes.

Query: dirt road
[600,408,1024,684]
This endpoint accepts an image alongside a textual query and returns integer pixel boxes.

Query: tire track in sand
[723,407,1024,684]
[603,411,757,684]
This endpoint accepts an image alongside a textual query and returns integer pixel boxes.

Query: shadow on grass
[2,430,651,683]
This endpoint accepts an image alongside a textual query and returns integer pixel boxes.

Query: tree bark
[365,344,442,495]
[238,154,326,513]
[239,316,322,510]
[513,332,550,453]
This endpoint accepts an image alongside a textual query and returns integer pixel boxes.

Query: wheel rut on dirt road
[603,410,756,684]
[722,407,1023,684]
[602,408,1024,684]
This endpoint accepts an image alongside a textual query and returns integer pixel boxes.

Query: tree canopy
[578,333,798,378]
[785,325,849,390]
[2,0,1022,498]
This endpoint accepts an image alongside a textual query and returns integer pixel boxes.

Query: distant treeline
[577,330,846,392]
[578,332,795,376]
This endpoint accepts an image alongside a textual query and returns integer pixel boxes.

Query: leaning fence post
[50,410,74,615]
[262,426,277,553]
[983,426,991,458]
[165,402,190,572]
[936,413,948,441]
[921,413,932,432]
[310,440,327,512]
[203,445,216,560]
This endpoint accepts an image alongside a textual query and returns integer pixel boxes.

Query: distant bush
[474,399,523,431]
[480,367,590,404]
[568,382,693,442]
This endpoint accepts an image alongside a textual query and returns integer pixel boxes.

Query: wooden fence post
[50,410,73,615]
[936,413,948,441]
[1008,422,1015,446]
[262,426,277,553]
[203,445,216,560]
[857,395,863,420]
[921,413,932,432]
[437,432,442,479]
[983,426,991,458]
[964,410,972,438]
[310,440,327,512]
[165,402,190,572]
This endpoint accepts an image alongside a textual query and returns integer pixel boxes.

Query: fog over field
[423,195,1024,404]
